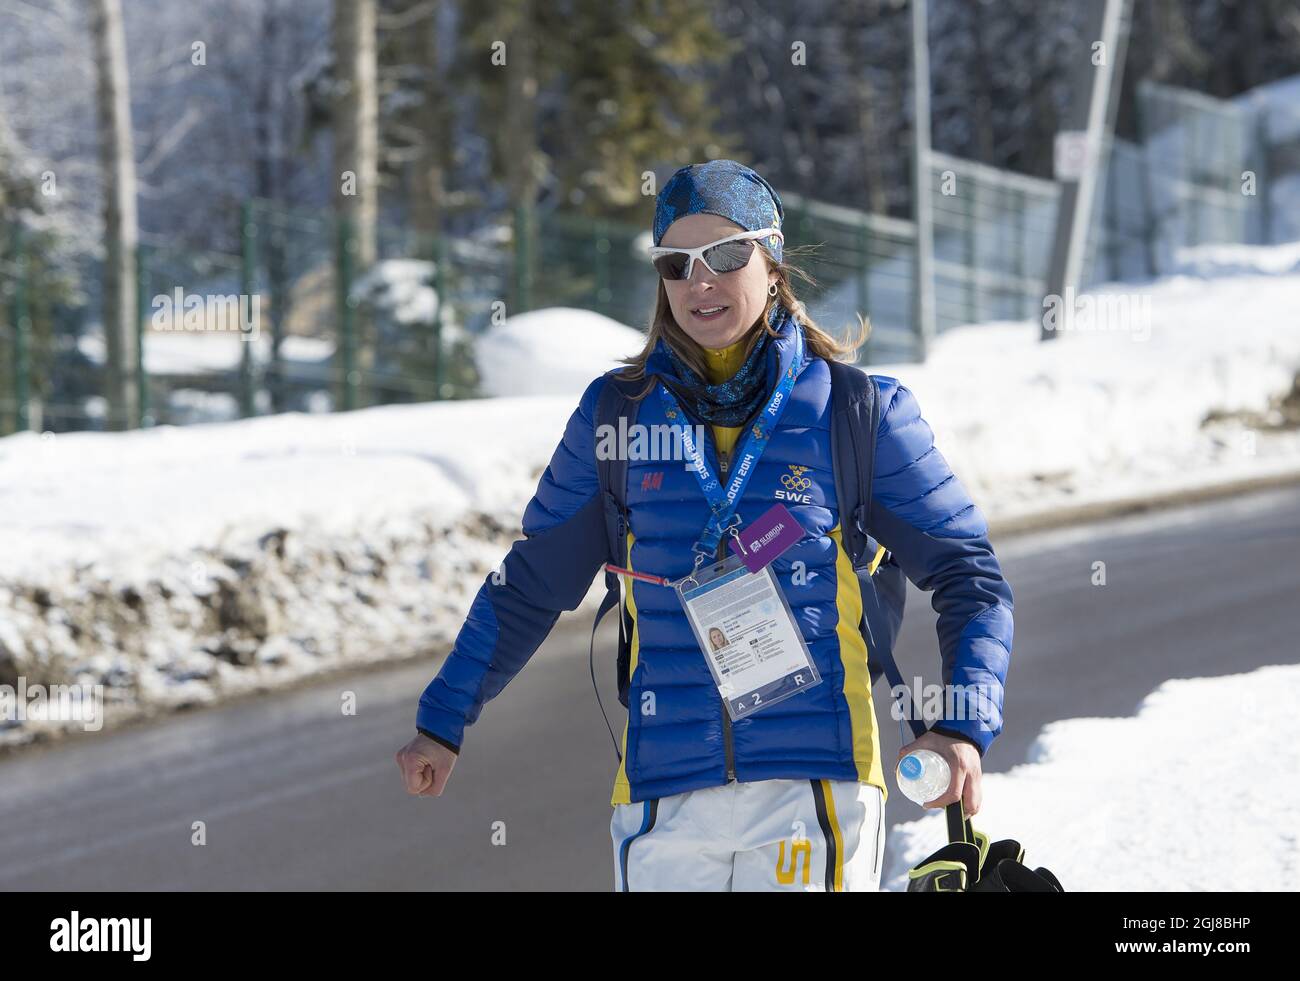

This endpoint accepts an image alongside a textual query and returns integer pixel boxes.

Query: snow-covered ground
[1,241,1298,749]
[883,662,1300,891]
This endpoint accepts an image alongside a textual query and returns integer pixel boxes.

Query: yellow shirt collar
[701,336,751,385]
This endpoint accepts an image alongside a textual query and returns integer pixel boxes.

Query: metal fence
[776,193,918,364]
[1087,136,1155,283]
[0,203,489,433]
[533,210,654,331]
[783,153,1065,364]
[1135,80,1262,269]
[1133,79,1300,269]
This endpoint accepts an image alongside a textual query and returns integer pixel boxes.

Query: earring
[768,282,778,297]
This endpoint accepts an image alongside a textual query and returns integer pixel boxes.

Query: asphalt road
[1,485,1297,891]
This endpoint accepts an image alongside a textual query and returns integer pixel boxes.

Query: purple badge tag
[729,503,805,573]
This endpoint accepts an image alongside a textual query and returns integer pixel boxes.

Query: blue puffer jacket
[417,319,1014,806]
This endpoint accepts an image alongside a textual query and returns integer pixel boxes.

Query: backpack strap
[828,360,928,740]
[827,359,880,569]
[595,372,636,568]
[591,370,641,762]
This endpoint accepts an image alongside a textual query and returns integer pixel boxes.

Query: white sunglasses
[648,227,784,280]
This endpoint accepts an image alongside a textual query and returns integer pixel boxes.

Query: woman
[395,159,1014,892]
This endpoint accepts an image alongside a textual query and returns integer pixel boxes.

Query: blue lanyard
[658,325,805,564]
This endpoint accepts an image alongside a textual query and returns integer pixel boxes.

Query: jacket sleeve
[416,375,611,752]
[867,376,1014,756]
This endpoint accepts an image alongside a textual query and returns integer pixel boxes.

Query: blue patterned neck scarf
[654,302,795,427]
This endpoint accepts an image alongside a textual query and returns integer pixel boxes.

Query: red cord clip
[604,563,671,586]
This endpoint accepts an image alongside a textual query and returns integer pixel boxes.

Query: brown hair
[618,243,870,398]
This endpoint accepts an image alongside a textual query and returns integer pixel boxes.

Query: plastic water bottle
[896,750,951,805]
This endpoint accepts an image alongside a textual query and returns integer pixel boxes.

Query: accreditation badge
[675,552,821,721]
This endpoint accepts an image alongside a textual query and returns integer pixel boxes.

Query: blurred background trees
[5,0,1298,265]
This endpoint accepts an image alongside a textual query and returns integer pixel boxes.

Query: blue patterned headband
[652,158,785,263]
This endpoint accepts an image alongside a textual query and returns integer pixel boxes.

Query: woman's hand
[898,730,982,816]
[395,732,457,797]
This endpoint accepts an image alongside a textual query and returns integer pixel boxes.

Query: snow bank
[0,398,578,745]
[474,307,645,397]
[0,398,574,580]
[883,663,1300,891]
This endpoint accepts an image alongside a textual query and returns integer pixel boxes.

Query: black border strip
[810,779,837,892]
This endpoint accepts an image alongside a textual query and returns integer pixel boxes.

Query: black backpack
[589,360,907,720]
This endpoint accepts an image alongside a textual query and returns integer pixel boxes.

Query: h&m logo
[776,464,813,505]
[640,471,664,492]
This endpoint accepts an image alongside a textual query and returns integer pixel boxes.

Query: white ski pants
[611,777,885,892]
